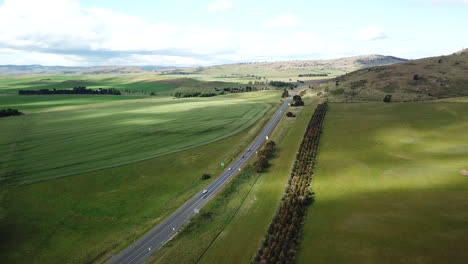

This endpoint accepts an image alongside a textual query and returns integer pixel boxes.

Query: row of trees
[0,108,23,118]
[174,91,217,98]
[269,81,297,89]
[298,73,328,77]
[218,86,257,93]
[254,141,277,173]
[19,86,121,95]
[252,103,328,264]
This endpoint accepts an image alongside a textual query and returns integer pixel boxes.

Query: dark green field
[297,102,468,264]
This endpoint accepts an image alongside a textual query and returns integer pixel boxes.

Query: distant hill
[158,55,407,82]
[0,65,173,75]
[214,55,407,71]
[315,50,468,102]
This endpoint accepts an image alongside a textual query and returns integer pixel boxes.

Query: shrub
[286,112,295,117]
[383,94,392,102]
[0,108,23,118]
[201,173,211,180]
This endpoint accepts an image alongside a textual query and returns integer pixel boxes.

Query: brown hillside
[317,50,468,102]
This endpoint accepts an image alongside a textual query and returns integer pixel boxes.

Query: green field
[297,102,468,264]
[149,94,318,264]
[0,90,282,264]
[0,93,276,185]
[0,74,240,95]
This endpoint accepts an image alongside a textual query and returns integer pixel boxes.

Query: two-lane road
[108,86,301,264]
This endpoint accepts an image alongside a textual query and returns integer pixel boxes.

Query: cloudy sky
[0,0,467,66]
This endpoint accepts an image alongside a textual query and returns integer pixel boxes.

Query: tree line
[0,108,23,118]
[269,81,297,89]
[19,86,121,95]
[252,102,328,264]
[174,86,258,98]
[298,73,328,77]
[254,141,277,173]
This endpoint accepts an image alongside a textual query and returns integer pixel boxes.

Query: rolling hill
[158,55,407,81]
[317,50,468,102]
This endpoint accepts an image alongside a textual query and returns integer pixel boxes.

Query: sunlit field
[297,102,468,264]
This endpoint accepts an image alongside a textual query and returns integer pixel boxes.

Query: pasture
[0,93,274,185]
[0,90,281,264]
[297,102,468,264]
[0,74,239,95]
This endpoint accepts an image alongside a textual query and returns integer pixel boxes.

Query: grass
[297,102,468,264]
[0,93,276,185]
[321,50,468,102]
[0,74,237,95]
[0,94,143,111]
[149,93,318,264]
[0,91,282,264]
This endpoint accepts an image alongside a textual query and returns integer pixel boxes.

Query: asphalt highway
[107,86,300,264]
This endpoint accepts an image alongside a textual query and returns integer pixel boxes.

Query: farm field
[0,90,282,264]
[0,92,277,185]
[150,94,319,264]
[297,102,468,264]
[0,74,242,95]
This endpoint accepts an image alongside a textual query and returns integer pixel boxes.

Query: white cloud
[0,0,385,66]
[354,25,387,41]
[207,0,233,12]
[266,15,301,28]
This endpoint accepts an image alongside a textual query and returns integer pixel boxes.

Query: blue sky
[0,0,467,66]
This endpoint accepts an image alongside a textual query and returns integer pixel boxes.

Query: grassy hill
[316,50,468,102]
[157,55,406,83]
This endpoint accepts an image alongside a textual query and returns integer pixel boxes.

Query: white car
[228,167,232,171]
[202,189,208,194]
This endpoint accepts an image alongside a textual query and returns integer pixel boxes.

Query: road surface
[107,86,300,264]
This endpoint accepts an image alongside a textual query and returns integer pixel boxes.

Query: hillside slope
[158,55,407,82]
[317,50,468,102]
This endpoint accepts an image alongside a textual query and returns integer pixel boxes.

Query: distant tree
[201,173,211,180]
[281,89,289,98]
[0,108,23,118]
[291,95,304,107]
[383,94,392,103]
[413,74,420,81]
[286,112,295,117]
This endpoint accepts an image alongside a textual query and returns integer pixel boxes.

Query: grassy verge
[297,102,468,264]
[150,93,319,264]
[0,92,281,264]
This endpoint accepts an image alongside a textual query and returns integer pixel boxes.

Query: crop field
[0,90,281,264]
[0,93,277,185]
[297,102,468,264]
[0,74,239,95]
[150,95,319,264]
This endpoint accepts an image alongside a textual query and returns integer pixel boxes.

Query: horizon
[0,0,467,67]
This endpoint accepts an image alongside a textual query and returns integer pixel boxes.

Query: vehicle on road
[202,189,208,194]
[242,155,245,158]
[228,167,232,171]
[248,148,251,152]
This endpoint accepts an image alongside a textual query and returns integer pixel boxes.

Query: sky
[0,0,467,66]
